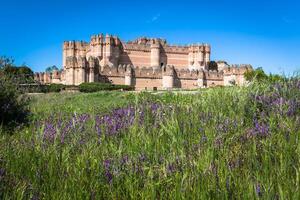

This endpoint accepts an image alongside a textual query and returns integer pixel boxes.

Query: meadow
[0,79,300,199]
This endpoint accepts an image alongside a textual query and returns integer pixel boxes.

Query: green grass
[1,80,300,199]
[28,91,135,118]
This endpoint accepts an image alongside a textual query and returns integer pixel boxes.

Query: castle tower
[76,57,86,85]
[44,72,51,84]
[39,72,44,83]
[150,39,160,68]
[88,57,95,83]
[76,41,87,57]
[112,36,121,67]
[63,41,76,68]
[65,56,76,85]
[63,42,68,68]
[188,45,194,67]
[197,69,204,87]
[204,44,211,66]
[199,45,205,66]
[223,65,252,86]
[124,65,133,86]
[188,44,206,70]
[103,34,113,67]
[52,70,61,84]
[34,73,40,82]
[68,41,76,57]
[162,65,174,89]
[90,34,104,59]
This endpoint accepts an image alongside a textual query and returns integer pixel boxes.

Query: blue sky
[0,0,299,74]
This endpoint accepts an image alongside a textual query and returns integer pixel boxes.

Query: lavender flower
[250,119,269,137]
[105,171,113,184]
[255,183,262,197]
[167,163,176,174]
[120,155,129,166]
[103,159,111,170]
[201,134,207,143]
[43,122,57,142]
[139,154,147,163]
[0,168,5,179]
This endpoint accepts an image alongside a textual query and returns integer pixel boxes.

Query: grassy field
[1,80,300,199]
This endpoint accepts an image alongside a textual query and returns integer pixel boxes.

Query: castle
[35,33,252,90]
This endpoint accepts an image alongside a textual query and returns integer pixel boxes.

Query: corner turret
[150,39,161,68]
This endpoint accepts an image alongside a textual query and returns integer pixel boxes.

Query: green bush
[79,82,134,92]
[16,84,65,93]
[47,83,66,93]
[17,84,48,93]
[244,67,285,83]
[0,78,29,130]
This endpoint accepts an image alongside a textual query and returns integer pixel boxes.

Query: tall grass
[0,79,299,199]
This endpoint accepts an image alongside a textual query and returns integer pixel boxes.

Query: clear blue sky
[0,0,299,74]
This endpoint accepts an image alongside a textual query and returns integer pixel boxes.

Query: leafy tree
[0,56,34,84]
[45,65,59,73]
[18,65,34,75]
[0,75,29,131]
[244,67,285,83]
[269,73,285,82]
[0,56,14,69]
[244,67,268,82]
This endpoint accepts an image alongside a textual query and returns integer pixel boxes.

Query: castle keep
[35,34,252,90]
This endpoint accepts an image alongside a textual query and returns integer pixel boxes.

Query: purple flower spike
[255,183,262,197]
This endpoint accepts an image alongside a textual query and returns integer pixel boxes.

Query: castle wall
[236,75,246,86]
[164,53,189,68]
[151,43,160,68]
[223,75,236,86]
[107,76,125,85]
[133,78,162,90]
[36,34,252,90]
[65,68,74,85]
[52,78,61,84]
[206,79,224,87]
[76,68,85,85]
[119,51,151,66]
[175,79,198,89]
[162,75,174,89]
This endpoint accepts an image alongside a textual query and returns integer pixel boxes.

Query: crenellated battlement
[52,70,60,79]
[127,37,167,45]
[223,64,252,75]
[97,64,225,80]
[90,34,104,46]
[205,70,223,80]
[38,33,252,89]
[123,43,151,52]
[163,46,189,54]
[63,41,89,50]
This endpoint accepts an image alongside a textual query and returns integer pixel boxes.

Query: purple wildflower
[255,183,262,197]
[167,163,176,174]
[202,134,208,142]
[43,122,57,142]
[0,168,5,179]
[105,171,113,184]
[103,159,111,170]
[120,155,129,166]
[139,154,147,162]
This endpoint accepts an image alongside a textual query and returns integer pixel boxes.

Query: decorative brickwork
[35,33,253,90]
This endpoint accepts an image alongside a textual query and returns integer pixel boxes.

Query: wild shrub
[47,83,66,93]
[79,82,134,92]
[0,77,29,130]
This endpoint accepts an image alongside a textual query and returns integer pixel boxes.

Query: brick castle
[35,33,252,90]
